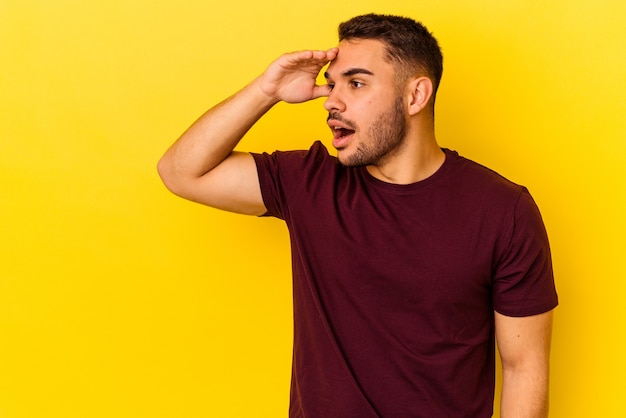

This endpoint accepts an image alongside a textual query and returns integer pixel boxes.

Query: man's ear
[407,76,434,116]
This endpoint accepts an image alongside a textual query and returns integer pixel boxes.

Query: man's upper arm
[163,151,267,216]
[495,310,554,371]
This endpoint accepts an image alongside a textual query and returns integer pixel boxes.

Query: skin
[326,93,407,168]
[323,40,409,168]
[157,48,337,214]
[157,38,553,417]
[496,310,553,418]
[323,39,444,184]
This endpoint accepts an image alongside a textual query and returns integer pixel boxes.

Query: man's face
[324,38,408,167]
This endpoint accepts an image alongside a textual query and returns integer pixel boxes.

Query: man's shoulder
[445,149,525,194]
[253,140,338,168]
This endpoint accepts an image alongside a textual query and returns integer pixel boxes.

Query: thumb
[311,84,332,100]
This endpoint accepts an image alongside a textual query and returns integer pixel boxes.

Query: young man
[158,14,558,418]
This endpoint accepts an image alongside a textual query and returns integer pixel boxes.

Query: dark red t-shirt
[252,142,558,417]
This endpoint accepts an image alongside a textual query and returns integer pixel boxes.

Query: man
[158,14,558,418]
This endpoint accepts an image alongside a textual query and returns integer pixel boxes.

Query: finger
[325,47,339,60]
[313,48,339,63]
[292,48,337,65]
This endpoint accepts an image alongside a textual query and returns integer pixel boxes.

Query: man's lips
[327,116,356,149]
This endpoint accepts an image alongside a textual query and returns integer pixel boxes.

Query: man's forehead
[325,39,387,78]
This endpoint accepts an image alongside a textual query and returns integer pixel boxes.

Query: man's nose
[323,88,346,112]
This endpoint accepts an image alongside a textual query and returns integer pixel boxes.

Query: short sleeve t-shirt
[252,141,558,418]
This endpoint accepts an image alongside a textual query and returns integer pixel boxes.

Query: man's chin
[336,149,367,167]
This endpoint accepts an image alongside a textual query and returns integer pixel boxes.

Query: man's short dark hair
[338,14,443,97]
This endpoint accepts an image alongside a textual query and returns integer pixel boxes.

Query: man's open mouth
[332,126,356,139]
[328,115,357,149]
[330,125,356,149]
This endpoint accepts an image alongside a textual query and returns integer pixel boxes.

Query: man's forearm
[500,368,549,418]
[157,48,336,211]
[157,77,277,191]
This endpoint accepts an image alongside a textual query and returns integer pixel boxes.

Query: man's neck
[365,133,445,185]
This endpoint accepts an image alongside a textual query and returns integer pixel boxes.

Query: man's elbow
[157,155,187,197]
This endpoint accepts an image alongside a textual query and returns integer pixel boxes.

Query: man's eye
[328,83,335,90]
[351,80,364,88]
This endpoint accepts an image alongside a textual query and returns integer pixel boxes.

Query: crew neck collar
[360,148,456,193]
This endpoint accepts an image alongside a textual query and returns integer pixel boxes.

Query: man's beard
[339,95,408,167]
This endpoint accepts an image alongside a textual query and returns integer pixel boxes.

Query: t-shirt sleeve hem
[494,299,558,318]
[250,151,283,219]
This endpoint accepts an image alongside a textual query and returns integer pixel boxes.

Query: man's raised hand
[258,48,339,104]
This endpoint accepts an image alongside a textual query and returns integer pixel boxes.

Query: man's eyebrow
[324,68,375,79]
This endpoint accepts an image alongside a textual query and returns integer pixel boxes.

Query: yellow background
[1,0,624,416]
